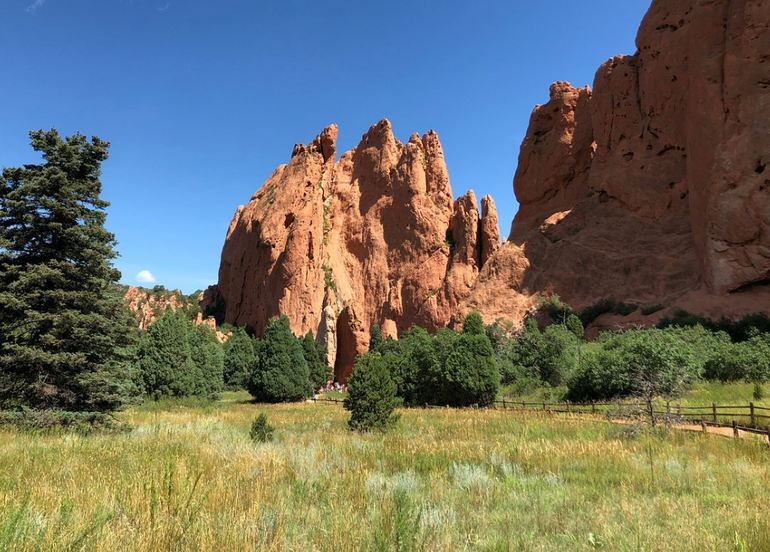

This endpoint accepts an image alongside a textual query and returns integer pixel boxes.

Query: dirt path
[611,418,770,444]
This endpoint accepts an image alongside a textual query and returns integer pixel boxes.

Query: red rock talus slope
[205,120,499,379]
[463,0,770,320]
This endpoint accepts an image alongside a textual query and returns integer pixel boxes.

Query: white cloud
[26,0,46,13]
[136,270,157,284]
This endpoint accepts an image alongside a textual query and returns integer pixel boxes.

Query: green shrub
[369,324,383,352]
[248,316,311,403]
[536,294,574,323]
[136,310,222,399]
[498,319,579,388]
[462,311,485,336]
[430,316,499,407]
[538,325,581,386]
[344,353,400,432]
[753,383,765,401]
[189,324,225,397]
[703,334,770,383]
[567,329,700,402]
[223,327,257,389]
[249,413,274,443]
[387,327,438,406]
[565,314,585,339]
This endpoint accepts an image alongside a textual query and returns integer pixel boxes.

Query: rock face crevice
[206,120,499,380]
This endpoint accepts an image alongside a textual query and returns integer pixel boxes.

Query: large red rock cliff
[462,0,770,321]
[205,120,499,380]
[207,0,770,377]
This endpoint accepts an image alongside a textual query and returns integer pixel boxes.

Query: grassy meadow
[0,392,768,551]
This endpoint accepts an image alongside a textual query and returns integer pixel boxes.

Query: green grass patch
[0,397,767,550]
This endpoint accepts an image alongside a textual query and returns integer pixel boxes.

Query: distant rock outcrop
[124,286,228,342]
[205,120,499,380]
[124,286,190,330]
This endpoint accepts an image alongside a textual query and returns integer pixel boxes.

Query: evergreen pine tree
[369,324,383,352]
[462,311,485,336]
[223,327,257,389]
[344,353,400,432]
[431,312,499,407]
[0,130,137,411]
[136,310,197,398]
[247,316,311,402]
[189,323,225,396]
[302,331,330,391]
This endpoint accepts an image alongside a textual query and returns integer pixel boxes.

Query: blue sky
[0,0,651,292]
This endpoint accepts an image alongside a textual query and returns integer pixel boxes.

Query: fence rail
[313,396,770,443]
[491,399,770,442]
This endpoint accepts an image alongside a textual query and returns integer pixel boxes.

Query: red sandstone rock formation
[463,0,770,322]
[208,0,770,375]
[124,286,188,330]
[124,286,229,342]
[207,120,498,380]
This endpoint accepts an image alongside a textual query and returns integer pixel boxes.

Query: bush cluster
[134,310,225,399]
[491,309,770,403]
[133,312,331,404]
[366,312,500,408]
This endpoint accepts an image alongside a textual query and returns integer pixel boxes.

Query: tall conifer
[0,130,137,411]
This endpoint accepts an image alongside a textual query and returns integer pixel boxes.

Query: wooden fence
[492,399,770,441]
[313,396,770,443]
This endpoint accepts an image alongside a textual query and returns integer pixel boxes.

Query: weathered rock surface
[463,0,770,320]
[124,286,189,330]
[207,120,498,380]
[124,286,228,342]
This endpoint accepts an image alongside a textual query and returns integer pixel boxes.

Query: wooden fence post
[732,420,739,438]
[750,402,756,427]
[712,403,718,424]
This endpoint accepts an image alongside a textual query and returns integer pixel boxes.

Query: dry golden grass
[0,392,768,551]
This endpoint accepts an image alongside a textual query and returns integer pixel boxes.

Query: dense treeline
[495,297,770,403]
[132,313,332,403]
[351,298,770,413]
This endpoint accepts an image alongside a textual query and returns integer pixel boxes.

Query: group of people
[317,380,347,395]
